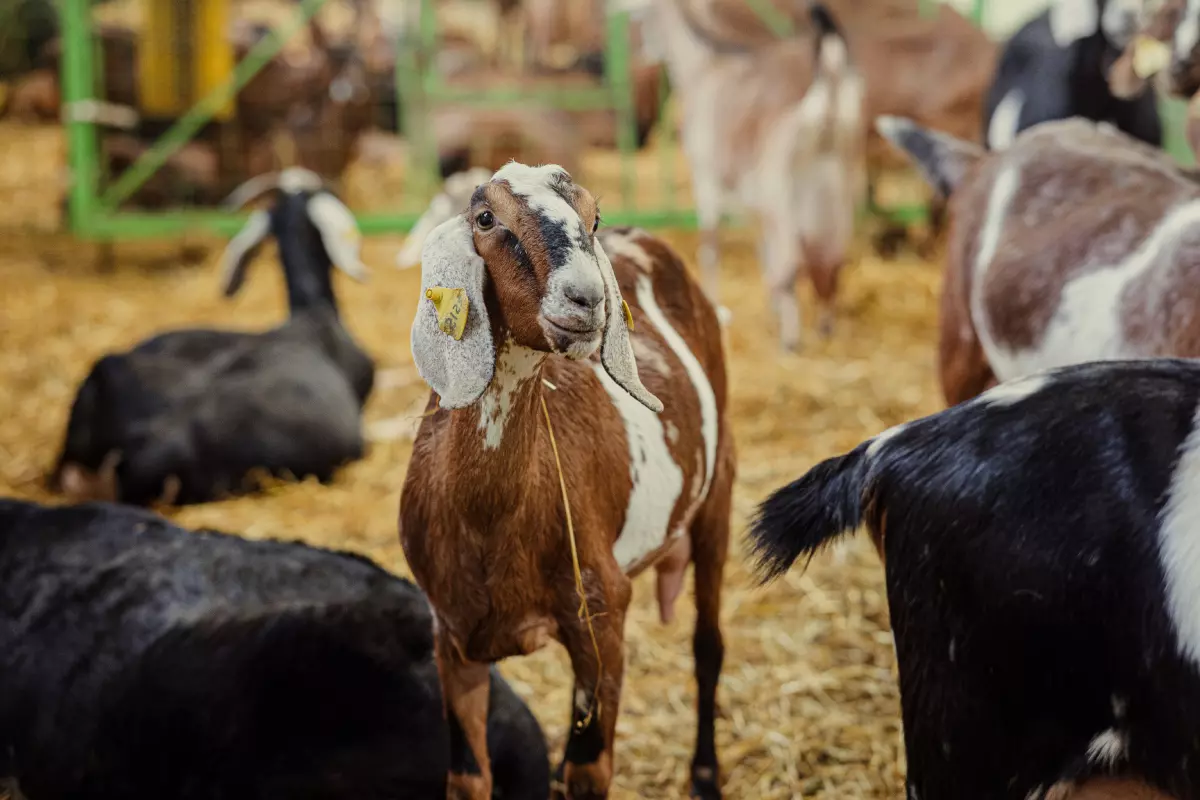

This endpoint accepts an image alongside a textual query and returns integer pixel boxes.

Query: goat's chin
[540,320,602,360]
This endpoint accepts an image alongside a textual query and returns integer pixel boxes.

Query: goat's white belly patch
[595,363,684,572]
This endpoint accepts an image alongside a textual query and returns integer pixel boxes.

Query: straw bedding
[0,118,945,798]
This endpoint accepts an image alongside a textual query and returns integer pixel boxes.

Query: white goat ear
[220,209,272,297]
[306,192,369,282]
[410,215,495,408]
[595,240,663,413]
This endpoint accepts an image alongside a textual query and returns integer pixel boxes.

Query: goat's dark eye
[592,214,600,234]
[476,210,495,230]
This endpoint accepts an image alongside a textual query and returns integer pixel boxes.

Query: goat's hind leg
[688,448,733,800]
[435,635,493,800]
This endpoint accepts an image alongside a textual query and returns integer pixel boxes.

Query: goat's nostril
[565,286,604,310]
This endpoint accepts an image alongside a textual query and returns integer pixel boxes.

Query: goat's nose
[565,283,604,311]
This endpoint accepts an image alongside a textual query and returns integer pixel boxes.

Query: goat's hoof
[716,305,733,326]
[689,764,722,799]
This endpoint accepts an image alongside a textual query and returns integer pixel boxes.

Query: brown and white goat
[400,162,734,800]
[641,0,866,348]
[877,114,1200,406]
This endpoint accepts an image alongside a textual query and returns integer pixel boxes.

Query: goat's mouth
[540,316,603,360]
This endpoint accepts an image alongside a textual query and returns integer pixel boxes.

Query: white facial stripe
[634,274,718,503]
[1049,0,1101,47]
[494,162,606,325]
[597,361,685,572]
[987,89,1025,150]
[478,339,545,450]
[1178,4,1200,59]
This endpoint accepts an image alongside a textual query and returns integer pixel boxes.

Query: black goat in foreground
[0,497,550,800]
[751,359,1200,800]
[51,167,376,507]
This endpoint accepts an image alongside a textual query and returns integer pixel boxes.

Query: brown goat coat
[401,177,733,799]
[938,120,1200,405]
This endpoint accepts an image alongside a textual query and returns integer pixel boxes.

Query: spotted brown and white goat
[877,114,1200,407]
[638,0,866,347]
[400,162,734,800]
[750,359,1200,800]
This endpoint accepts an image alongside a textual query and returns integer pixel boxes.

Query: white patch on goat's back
[635,275,718,500]
[478,340,544,450]
[1049,0,1100,47]
[600,229,654,272]
[980,196,1200,381]
[595,364,684,571]
[977,373,1049,407]
[1157,403,1200,671]
[1085,728,1128,766]
[988,89,1025,150]
[867,422,907,459]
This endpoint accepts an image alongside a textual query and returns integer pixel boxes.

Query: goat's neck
[278,233,339,316]
[444,337,550,517]
[654,0,717,86]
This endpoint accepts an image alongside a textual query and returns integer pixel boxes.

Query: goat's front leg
[554,584,630,800]
[435,633,493,800]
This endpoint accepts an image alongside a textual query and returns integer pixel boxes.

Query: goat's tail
[810,1,851,72]
[748,441,873,582]
[874,115,984,198]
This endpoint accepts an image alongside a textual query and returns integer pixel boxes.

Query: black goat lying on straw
[751,359,1200,800]
[0,498,550,800]
[50,168,375,507]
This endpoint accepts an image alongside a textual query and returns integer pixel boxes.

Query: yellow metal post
[139,0,182,116]
[138,0,232,119]
[193,0,234,120]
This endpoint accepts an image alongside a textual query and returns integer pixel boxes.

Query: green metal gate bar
[55,0,1193,242]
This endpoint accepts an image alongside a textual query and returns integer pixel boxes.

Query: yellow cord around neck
[540,391,604,731]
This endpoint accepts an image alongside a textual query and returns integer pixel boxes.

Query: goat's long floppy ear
[220,209,272,296]
[595,240,663,413]
[307,191,369,281]
[410,215,495,408]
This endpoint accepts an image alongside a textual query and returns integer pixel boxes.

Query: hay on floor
[0,118,947,798]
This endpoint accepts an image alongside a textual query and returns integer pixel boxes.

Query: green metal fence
[51,0,1200,242]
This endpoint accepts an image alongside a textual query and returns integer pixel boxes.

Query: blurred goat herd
[13,0,1200,798]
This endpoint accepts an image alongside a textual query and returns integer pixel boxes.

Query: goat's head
[411,162,662,412]
[219,167,368,301]
[1108,0,1199,99]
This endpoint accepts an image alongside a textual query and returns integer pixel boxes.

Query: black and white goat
[750,359,1200,800]
[983,0,1161,149]
[50,168,376,507]
[0,498,550,800]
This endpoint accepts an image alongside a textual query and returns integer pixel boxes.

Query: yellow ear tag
[425,287,469,340]
[1133,35,1171,80]
[621,299,634,332]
